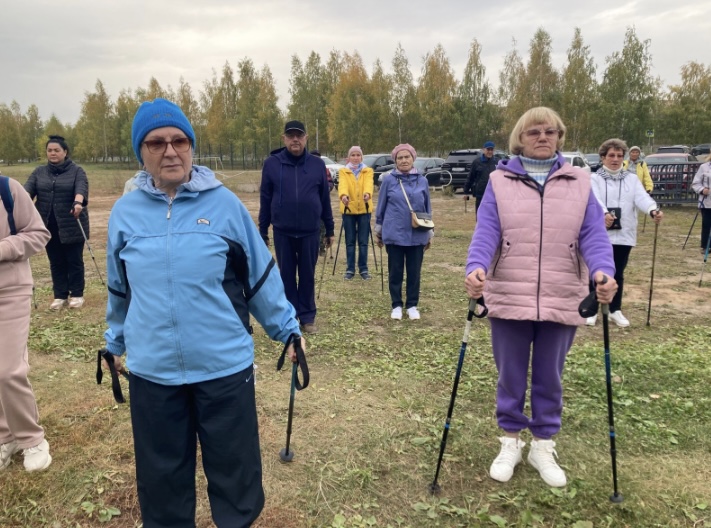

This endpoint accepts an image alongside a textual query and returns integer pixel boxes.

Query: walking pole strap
[276,334,310,390]
[96,348,127,403]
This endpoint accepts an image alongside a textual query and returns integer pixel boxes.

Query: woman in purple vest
[464,107,617,487]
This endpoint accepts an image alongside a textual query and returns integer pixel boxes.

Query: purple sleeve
[465,183,501,276]
[579,190,615,280]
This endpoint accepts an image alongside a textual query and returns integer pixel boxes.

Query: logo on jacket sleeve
[197,218,210,225]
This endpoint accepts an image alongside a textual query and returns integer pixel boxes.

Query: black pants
[129,367,264,528]
[589,244,631,313]
[386,244,424,309]
[273,231,320,324]
[701,209,711,251]
[45,233,85,299]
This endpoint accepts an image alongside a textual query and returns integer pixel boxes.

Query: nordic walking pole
[276,334,309,462]
[379,243,384,294]
[331,205,349,275]
[316,240,328,299]
[429,295,488,495]
[601,298,624,503]
[699,230,711,287]
[642,211,647,233]
[646,220,659,326]
[28,257,38,309]
[76,218,106,286]
[682,209,699,250]
[365,201,378,272]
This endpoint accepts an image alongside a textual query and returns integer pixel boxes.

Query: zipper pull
[167,197,173,219]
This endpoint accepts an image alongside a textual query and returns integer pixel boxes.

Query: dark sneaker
[360,271,372,281]
[302,323,317,334]
[344,271,355,280]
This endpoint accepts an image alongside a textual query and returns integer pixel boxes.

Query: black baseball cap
[284,120,306,134]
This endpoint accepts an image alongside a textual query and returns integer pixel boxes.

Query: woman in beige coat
[0,175,52,472]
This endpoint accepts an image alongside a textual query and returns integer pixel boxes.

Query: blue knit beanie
[131,98,195,164]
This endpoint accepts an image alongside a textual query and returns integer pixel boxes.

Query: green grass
[1,167,709,527]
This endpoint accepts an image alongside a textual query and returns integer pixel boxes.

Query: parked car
[656,145,690,154]
[645,153,699,193]
[691,144,711,157]
[562,152,591,173]
[320,156,345,186]
[584,153,601,172]
[440,149,509,190]
[375,157,445,186]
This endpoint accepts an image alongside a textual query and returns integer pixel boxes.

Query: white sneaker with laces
[1,441,19,470]
[23,439,52,472]
[50,299,67,310]
[68,297,84,309]
[391,307,403,320]
[528,439,567,487]
[407,306,420,320]
[608,310,630,327]
[585,314,597,326]
[489,437,525,483]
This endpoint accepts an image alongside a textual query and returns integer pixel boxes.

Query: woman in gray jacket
[691,155,711,253]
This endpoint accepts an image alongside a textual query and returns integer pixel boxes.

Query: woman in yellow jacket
[338,146,374,280]
[623,146,653,193]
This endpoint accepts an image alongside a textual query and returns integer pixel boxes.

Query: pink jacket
[0,177,50,298]
[467,157,614,326]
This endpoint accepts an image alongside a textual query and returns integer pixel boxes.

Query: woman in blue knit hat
[102,98,304,527]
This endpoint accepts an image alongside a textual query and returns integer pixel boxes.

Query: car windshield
[585,154,600,162]
[321,156,336,165]
[646,156,687,164]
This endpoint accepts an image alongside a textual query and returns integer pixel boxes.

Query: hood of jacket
[135,165,223,198]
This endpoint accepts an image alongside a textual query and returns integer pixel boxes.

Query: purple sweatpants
[489,317,577,439]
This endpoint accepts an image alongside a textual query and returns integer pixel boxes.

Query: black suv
[691,144,711,157]
[441,149,508,190]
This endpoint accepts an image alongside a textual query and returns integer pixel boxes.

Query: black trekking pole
[28,257,38,309]
[276,334,309,462]
[331,205,349,276]
[379,243,384,294]
[76,218,106,286]
[682,209,699,250]
[317,240,328,300]
[579,276,623,503]
[429,295,488,495]
[646,220,659,326]
[699,230,711,287]
[365,202,378,272]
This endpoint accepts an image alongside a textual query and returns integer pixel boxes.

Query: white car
[562,152,591,173]
[320,156,345,184]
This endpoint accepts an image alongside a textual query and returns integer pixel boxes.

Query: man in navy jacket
[259,121,334,333]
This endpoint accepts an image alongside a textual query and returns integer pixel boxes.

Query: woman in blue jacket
[375,144,433,320]
[103,98,303,528]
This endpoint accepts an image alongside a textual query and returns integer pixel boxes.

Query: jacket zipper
[165,196,186,380]
[536,187,544,320]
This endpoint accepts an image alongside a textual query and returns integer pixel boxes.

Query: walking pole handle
[276,334,310,390]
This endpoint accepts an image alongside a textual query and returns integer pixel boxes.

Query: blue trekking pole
[276,334,309,462]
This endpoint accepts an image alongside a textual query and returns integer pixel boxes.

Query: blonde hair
[509,107,567,156]
[598,138,629,158]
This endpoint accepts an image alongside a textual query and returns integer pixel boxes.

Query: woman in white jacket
[587,138,663,327]
[691,156,711,254]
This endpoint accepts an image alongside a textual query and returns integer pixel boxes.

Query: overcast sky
[1,0,709,124]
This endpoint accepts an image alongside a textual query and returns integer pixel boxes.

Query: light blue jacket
[104,165,300,385]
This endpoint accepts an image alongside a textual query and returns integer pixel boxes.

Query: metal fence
[649,162,702,205]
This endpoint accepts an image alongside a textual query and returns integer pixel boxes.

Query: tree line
[1,26,710,168]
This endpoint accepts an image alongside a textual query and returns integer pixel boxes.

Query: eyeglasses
[523,128,560,139]
[142,137,192,154]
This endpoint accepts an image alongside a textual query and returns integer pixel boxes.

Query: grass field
[0,164,709,527]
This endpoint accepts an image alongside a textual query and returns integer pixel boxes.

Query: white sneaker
[23,439,52,472]
[489,437,525,483]
[608,311,630,327]
[50,299,67,310]
[1,441,19,470]
[391,307,403,320]
[407,306,420,320]
[528,439,567,487]
[68,297,85,309]
[585,314,597,326]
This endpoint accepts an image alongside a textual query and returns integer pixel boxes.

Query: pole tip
[610,493,624,503]
[428,482,442,495]
[279,448,294,463]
